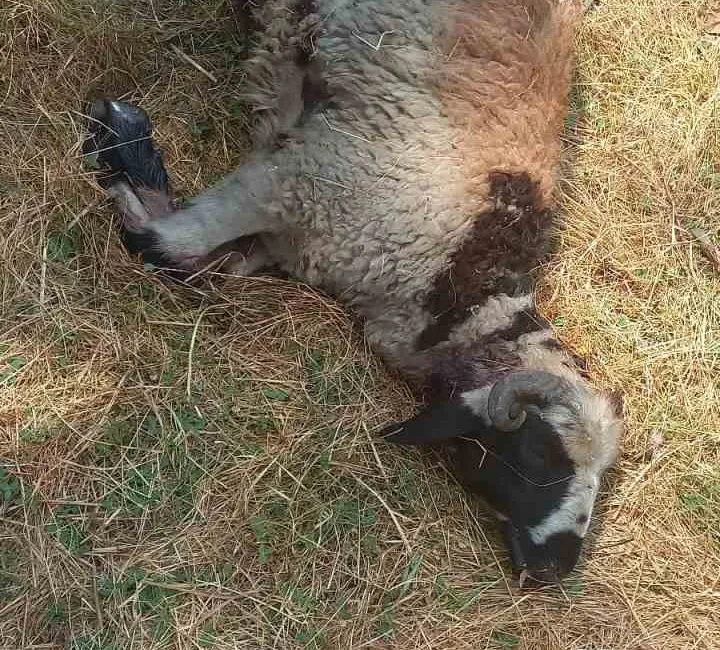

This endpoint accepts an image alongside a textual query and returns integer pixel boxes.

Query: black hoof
[83,99,170,194]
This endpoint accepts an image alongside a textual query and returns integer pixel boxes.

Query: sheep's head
[382,371,624,585]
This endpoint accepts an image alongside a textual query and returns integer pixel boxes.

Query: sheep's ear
[380,401,483,446]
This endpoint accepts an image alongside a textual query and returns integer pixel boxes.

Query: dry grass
[0,0,718,648]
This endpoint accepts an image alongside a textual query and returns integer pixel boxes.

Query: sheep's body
[159,0,578,393]
[86,0,624,583]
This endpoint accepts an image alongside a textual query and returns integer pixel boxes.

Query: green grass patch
[491,630,521,649]
[679,466,720,543]
[47,504,91,555]
[0,468,22,507]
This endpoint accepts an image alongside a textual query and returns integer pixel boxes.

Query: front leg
[84,100,283,274]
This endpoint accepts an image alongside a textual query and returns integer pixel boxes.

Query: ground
[0,1,718,648]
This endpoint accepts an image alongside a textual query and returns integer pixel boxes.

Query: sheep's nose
[518,565,561,589]
[530,566,560,583]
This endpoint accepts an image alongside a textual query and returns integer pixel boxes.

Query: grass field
[0,1,718,648]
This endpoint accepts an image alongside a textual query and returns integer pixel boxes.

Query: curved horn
[487,371,576,432]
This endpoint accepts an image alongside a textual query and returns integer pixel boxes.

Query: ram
[84,0,624,584]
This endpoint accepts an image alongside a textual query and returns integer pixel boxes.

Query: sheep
[83,0,624,585]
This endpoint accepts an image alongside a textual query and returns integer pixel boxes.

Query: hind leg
[84,100,280,274]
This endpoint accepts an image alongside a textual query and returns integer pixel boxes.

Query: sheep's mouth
[506,523,527,569]
[505,522,531,587]
[504,522,563,589]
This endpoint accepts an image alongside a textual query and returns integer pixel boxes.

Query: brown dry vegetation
[0,1,718,648]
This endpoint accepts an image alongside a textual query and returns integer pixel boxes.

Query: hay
[0,1,718,648]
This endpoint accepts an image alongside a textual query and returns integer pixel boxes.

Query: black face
[448,412,582,581]
[383,404,586,582]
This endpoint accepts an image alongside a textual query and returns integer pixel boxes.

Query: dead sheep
[83,0,624,585]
